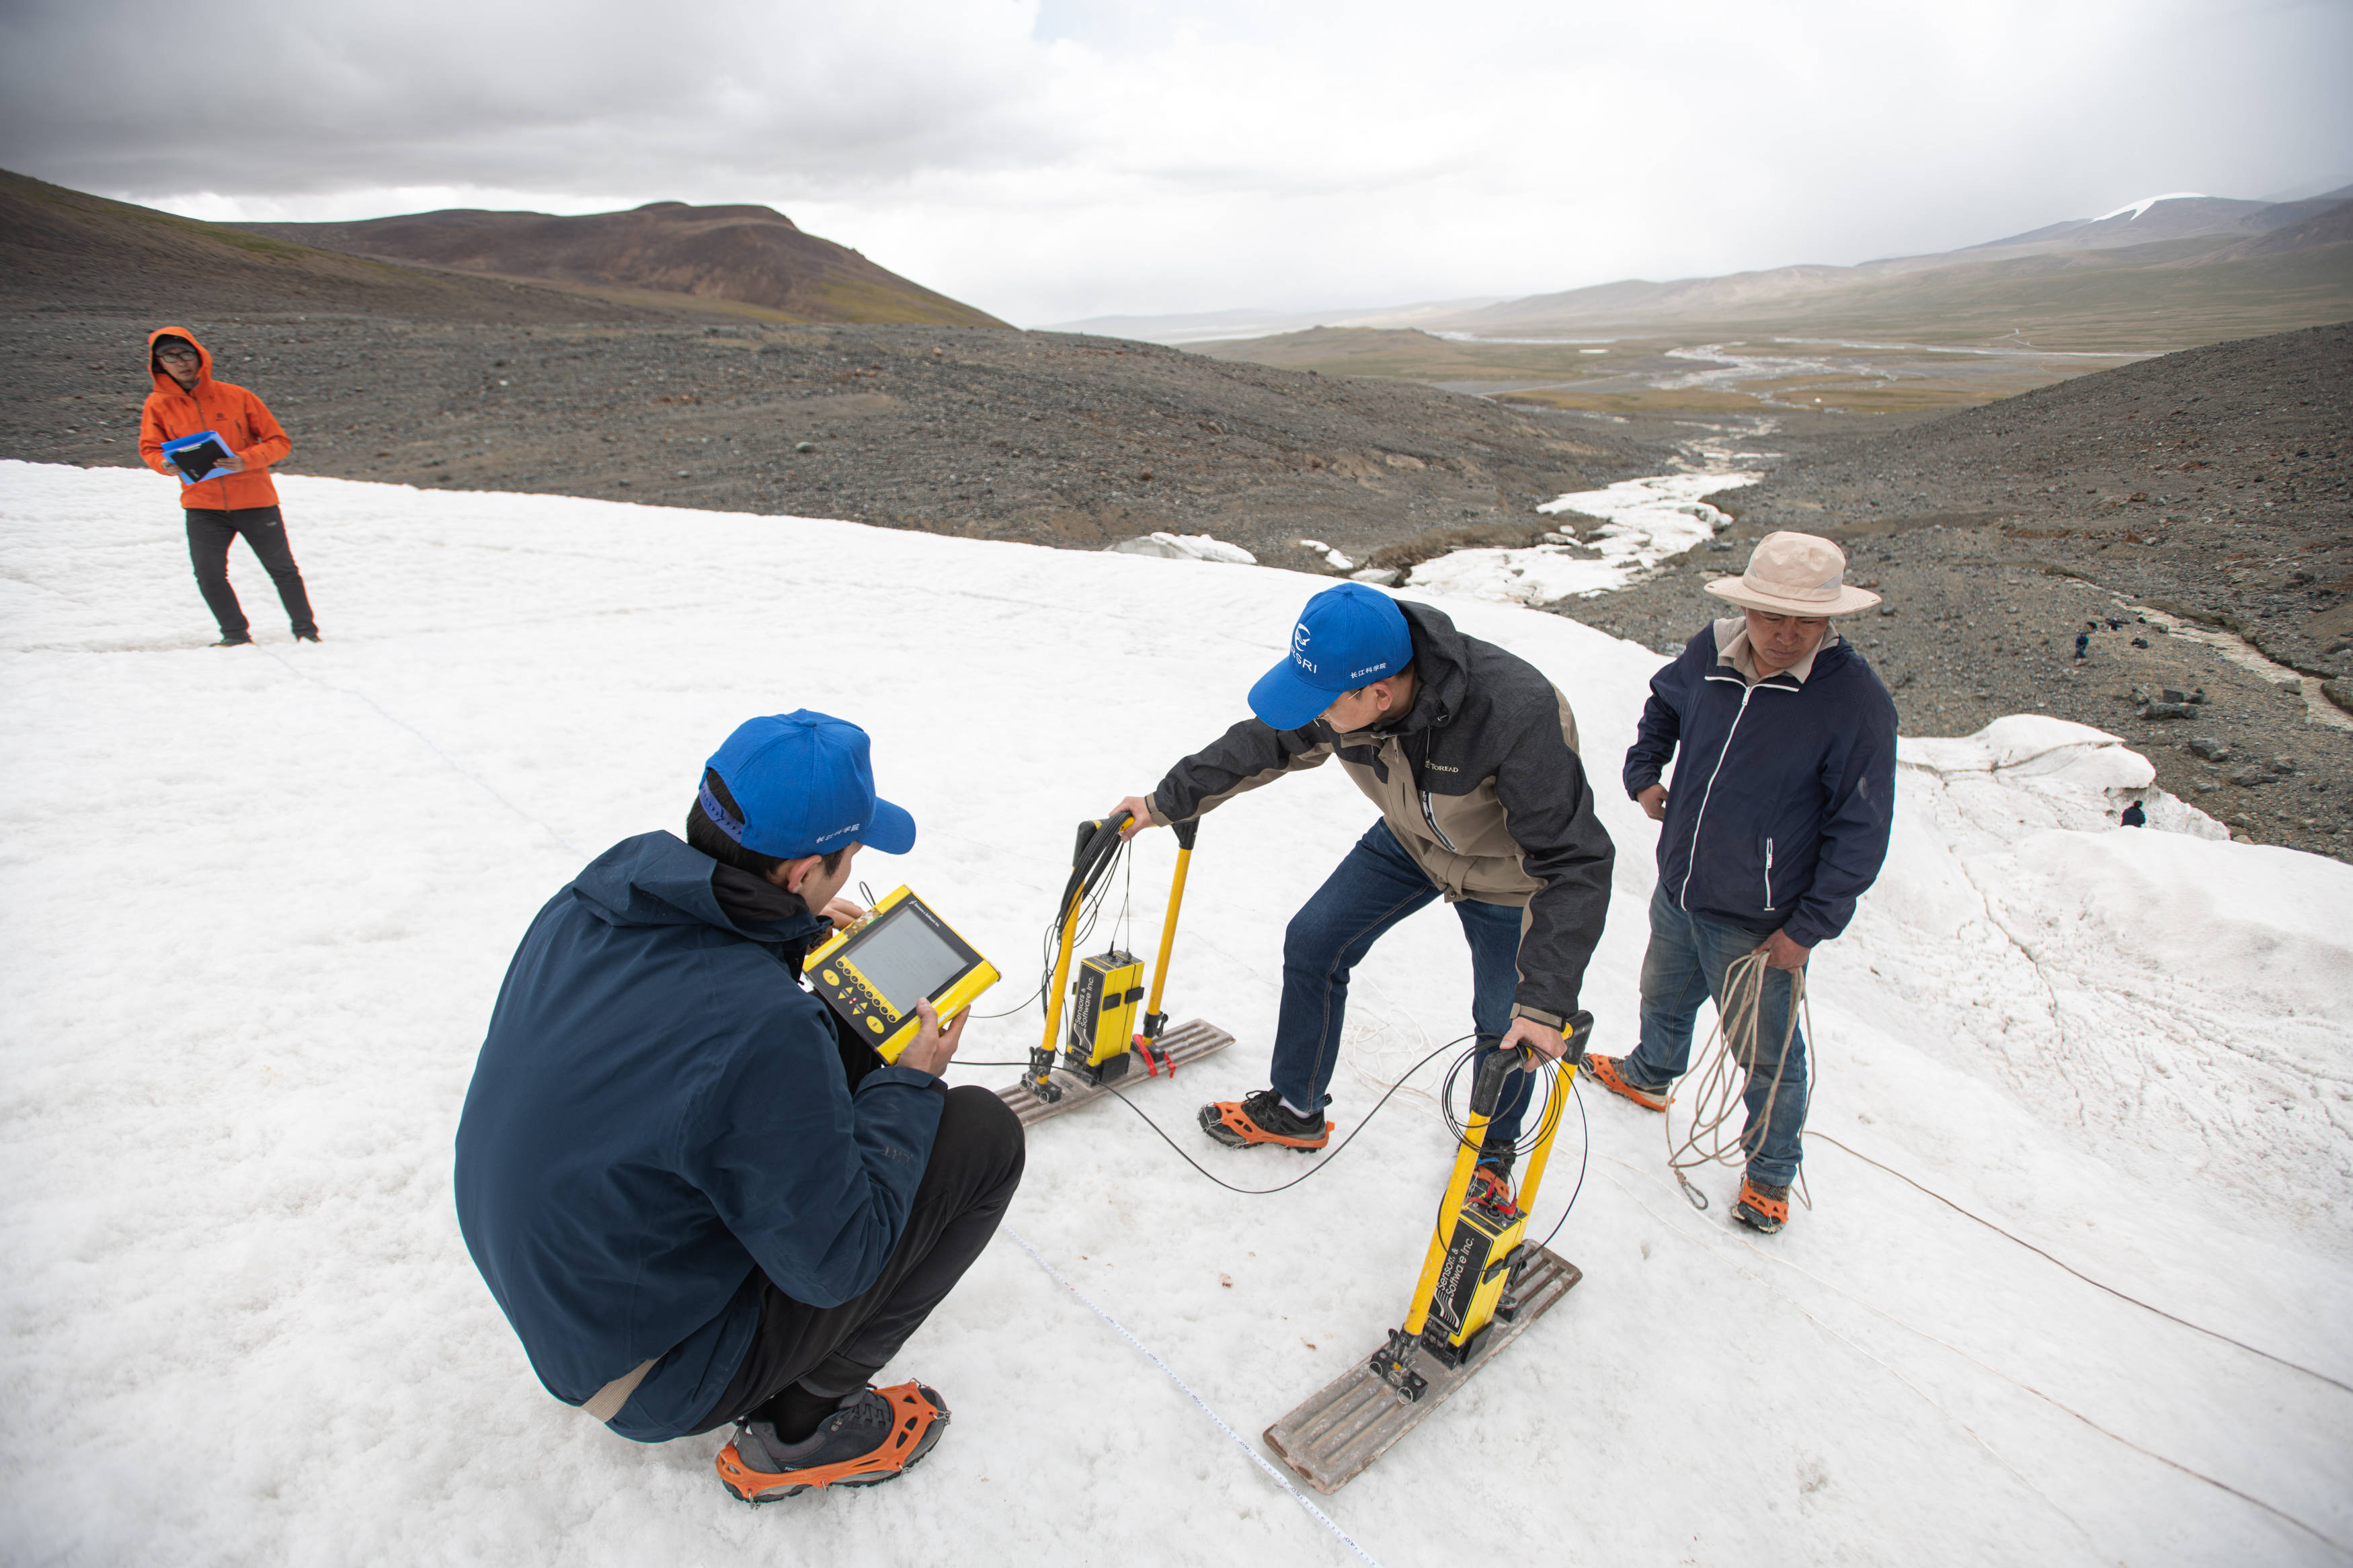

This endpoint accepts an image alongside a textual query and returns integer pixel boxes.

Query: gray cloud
[1,0,1068,196]
[4,0,2348,325]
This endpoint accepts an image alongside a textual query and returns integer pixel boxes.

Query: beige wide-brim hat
[1706,530,1882,616]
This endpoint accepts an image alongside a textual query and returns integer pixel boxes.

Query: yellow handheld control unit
[1065,949,1145,1073]
[804,886,999,1063]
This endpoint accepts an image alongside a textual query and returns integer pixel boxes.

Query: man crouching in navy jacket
[1584,534,1897,1235]
[455,710,1021,1503]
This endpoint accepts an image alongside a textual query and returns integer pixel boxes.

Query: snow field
[3,460,2349,1566]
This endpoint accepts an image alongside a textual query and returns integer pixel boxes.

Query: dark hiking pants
[186,506,316,638]
[1272,817,1536,1153]
[691,1083,1026,1432]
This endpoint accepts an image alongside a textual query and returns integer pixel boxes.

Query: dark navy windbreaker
[1623,625,1898,949]
[454,831,945,1442]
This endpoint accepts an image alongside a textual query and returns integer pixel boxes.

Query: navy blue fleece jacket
[1624,625,1898,949]
[454,831,943,1441]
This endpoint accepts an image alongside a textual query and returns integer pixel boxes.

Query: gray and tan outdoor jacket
[1146,601,1615,1031]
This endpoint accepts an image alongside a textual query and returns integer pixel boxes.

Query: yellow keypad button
[865,1016,884,1033]
[822,970,840,986]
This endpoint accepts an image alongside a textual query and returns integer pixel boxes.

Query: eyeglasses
[155,347,199,362]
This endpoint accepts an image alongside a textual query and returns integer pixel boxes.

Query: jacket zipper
[1763,838,1776,911]
[1678,677,1751,911]
[1407,731,1460,853]
[1421,788,1459,853]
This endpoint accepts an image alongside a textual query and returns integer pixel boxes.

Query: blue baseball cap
[1247,583,1414,731]
[699,710,916,858]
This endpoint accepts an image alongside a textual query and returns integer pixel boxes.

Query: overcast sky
[3,0,2348,326]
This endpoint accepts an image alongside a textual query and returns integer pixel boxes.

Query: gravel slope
[1535,323,2353,860]
[0,313,1652,571]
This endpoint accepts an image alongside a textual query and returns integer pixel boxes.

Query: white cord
[261,647,585,858]
[1003,1227,1382,1567]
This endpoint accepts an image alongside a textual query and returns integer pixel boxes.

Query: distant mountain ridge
[233,202,1007,329]
[1049,298,1505,344]
[1960,190,2349,253]
[1068,186,2353,345]
[2215,199,2353,261]
[1437,188,2353,335]
[0,170,1008,329]
[0,167,663,323]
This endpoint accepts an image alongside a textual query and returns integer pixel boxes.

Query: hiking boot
[713,1383,949,1503]
[1732,1175,1791,1235]
[210,633,252,647]
[293,628,321,643]
[1585,1053,1672,1112]
[1200,1088,1330,1151]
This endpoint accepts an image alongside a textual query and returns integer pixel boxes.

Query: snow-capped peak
[2094,192,2208,222]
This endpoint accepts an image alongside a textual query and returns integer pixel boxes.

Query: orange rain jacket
[138,326,292,511]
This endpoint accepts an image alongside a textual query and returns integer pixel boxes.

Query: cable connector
[1371,1327,1427,1403]
[1134,1012,1172,1077]
[1024,1046,1063,1104]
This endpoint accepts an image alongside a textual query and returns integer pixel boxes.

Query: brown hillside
[2208,200,2353,262]
[0,167,662,323]
[235,202,1008,329]
[1733,320,2353,676]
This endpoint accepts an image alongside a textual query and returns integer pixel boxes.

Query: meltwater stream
[1406,427,1763,608]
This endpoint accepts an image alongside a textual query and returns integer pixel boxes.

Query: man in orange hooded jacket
[138,327,320,645]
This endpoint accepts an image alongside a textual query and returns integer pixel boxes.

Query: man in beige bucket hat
[1586,532,1899,1234]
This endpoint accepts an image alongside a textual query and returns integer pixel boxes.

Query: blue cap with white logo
[1247,583,1414,731]
[699,710,916,858]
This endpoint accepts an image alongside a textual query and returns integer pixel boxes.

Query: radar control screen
[844,904,969,1012]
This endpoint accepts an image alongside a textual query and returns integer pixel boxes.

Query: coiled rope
[1663,949,1810,1212]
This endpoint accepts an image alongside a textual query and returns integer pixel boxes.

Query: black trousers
[691,1083,1025,1434]
[186,506,316,638]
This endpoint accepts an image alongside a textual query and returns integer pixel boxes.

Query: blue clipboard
[161,430,232,484]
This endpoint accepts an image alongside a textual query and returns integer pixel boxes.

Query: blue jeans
[1271,820,1534,1153]
[1623,881,1809,1186]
